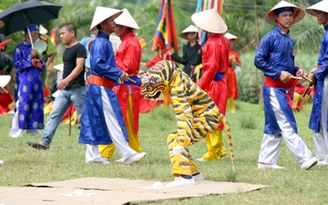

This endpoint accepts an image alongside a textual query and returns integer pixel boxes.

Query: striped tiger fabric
[141,60,234,177]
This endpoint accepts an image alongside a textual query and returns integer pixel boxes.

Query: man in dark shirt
[169,25,202,82]
[27,23,86,150]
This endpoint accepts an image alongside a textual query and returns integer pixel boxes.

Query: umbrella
[0,0,62,47]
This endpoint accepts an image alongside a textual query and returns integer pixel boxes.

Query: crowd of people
[1,0,328,187]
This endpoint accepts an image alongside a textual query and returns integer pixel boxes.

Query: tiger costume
[141,60,234,179]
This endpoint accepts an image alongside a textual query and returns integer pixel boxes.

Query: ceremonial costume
[306,1,328,165]
[225,33,241,113]
[99,8,143,159]
[192,9,229,161]
[255,1,316,170]
[141,60,234,187]
[79,6,146,164]
[9,25,45,137]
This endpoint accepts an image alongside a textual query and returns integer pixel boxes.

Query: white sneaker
[317,159,328,166]
[124,152,146,164]
[193,173,204,181]
[196,157,206,162]
[301,157,317,170]
[0,160,4,165]
[165,177,195,187]
[258,163,284,169]
[115,158,124,163]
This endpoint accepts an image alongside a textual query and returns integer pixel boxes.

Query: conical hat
[191,8,227,33]
[0,21,4,29]
[224,32,238,40]
[39,25,48,35]
[180,25,198,39]
[53,64,64,72]
[0,75,11,87]
[114,8,139,29]
[264,0,305,25]
[306,0,328,16]
[90,6,123,32]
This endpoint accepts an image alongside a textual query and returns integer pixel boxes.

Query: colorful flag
[152,0,179,53]
[50,28,56,46]
[195,0,224,45]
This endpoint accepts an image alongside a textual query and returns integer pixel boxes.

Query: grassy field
[0,100,326,205]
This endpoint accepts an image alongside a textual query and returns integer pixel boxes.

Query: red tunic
[114,31,142,134]
[197,34,230,130]
[226,49,241,99]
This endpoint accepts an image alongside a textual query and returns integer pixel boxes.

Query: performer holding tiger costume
[141,60,234,187]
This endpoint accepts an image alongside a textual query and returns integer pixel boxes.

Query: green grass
[0,101,327,204]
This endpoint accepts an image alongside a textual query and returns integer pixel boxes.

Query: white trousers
[85,87,137,163]
[9,99,41,138]
[313,76,328,160]
[259,88,312,165]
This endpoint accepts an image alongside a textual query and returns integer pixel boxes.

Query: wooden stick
[300,74,313,83]
[238,39,256,54]
[127,78,136,84]
[290,76,303,80]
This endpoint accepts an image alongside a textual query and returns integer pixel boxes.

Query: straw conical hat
[180,25,198,39]
[265,0,305,25]
[39,25,48,35]
[306,0,328,16]
[0,75,11,88]
[53,64,64,72]
[114,8,139,29]
[191,8,227,33]
[0,21,4,29]
[90,6,123,32]
[224,32,238,40]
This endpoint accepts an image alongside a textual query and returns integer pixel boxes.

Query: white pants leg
[101,87,136,161]
[313,76,328,160]
[258,133,282,164]
[8,100,24,138]
[85,144,102,163]
[270,88,312,164]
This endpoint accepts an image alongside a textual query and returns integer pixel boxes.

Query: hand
[57,78,70,90]
[172,145,184,155]
[279,71,292,83]
[119,72,129,83]
[296,69,304,77]
[167,50,173,56]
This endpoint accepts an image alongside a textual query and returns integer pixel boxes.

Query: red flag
[152,0,179,53]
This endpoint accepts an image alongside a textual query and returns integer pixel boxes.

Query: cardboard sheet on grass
[0,177,268,205]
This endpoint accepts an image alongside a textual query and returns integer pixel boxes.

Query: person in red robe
[224,33,241,113]
[192,9,229,161]
[99,9,143,161]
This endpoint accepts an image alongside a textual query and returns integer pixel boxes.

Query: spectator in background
[224,32,241,114]
[169,25,203,82]
[9,25,45,137]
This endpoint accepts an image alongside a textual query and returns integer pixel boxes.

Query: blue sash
[214,72,224,81]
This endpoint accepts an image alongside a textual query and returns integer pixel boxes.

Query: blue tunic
[254,26,299,134]
[14,40,44,130]
[79,31,128,145]
[309,24,328,133]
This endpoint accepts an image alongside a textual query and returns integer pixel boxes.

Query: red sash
[264,76,297,88]
[89,75,115,89]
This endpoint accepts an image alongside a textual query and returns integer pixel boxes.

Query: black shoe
[27,141,49,150]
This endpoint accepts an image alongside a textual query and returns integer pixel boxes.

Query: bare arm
[57,57,85,90]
